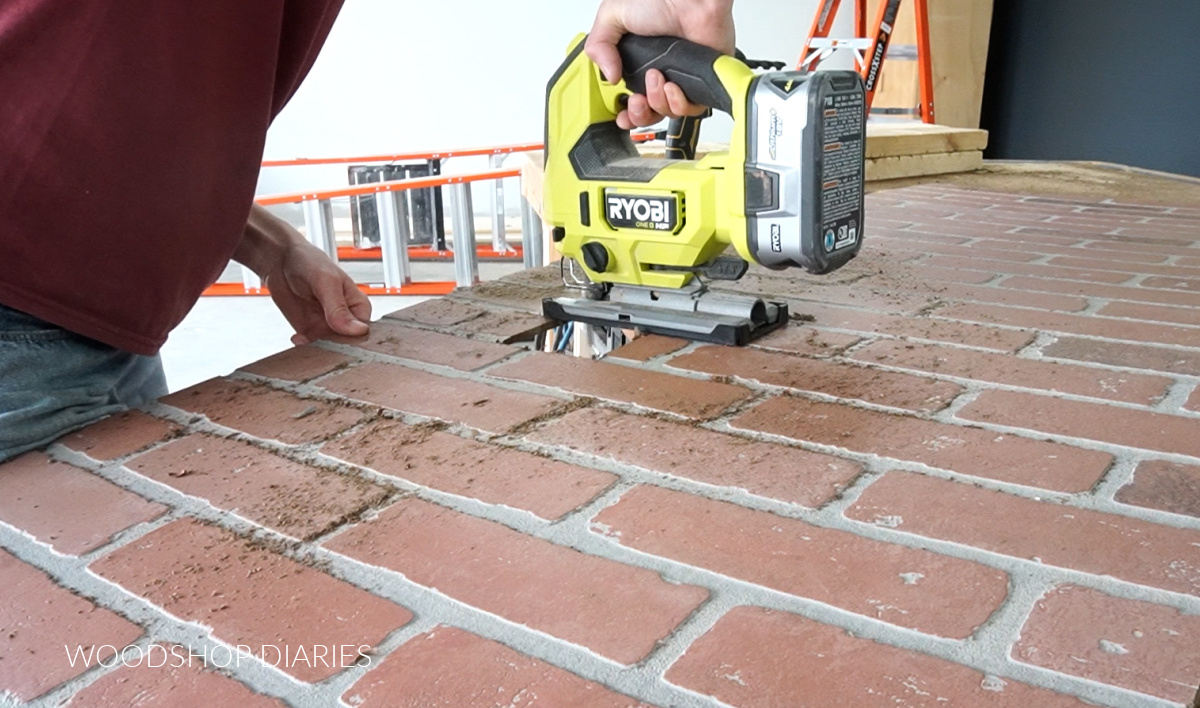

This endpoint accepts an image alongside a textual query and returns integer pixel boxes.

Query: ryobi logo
[604,192,679,232]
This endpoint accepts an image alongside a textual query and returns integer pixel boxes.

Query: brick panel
[91,519,412,683]
[1141,275,1200,292]
[127,434,389,541]
[1043,336,1200,377]
[923,255,1136,284]
[851,339,1171,404]
[732,395,1111,493]
[608,334,688,362]
[489,352,752,419]
[1099,300,1200,327]
[322,418,616,520]
[163,379,368,445]
[666,607,1088,708]
[323,497,708,665]
[750,326,862,357]
[847,472,1200,595]
[998,275,1200,308]
[936,303,1200,348]
[798,302,1036,353]
[0,452,166,555]
[1,549,144,701]
[670,345,962,413]
[239,346,352,382]
[60,411,181,461]
[529,407,862,507]
[68,645,287,707]
[594,486,1007,638]
[342,627,646,707]
[320,361,562,434]
[1047,256,1200,279]
[1014,586,1200,703]
[1116,460,1200,519]
[960,390,1200,457]
[333,319,520,370]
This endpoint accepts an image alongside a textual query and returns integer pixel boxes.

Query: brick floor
[2,184,1199,707]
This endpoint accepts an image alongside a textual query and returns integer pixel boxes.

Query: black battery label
[818,89,864,253]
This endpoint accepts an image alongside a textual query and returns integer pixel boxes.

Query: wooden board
[866,122,988,158]
[865,149,983,182]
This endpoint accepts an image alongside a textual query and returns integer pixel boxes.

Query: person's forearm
[232,203,302,276]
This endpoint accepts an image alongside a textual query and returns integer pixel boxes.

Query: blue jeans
[0,303,168,462]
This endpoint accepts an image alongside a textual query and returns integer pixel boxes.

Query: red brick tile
[734,273,935,314]
[670,346,962,413]
[91,519,412,683]
[127,434,388,541]
[239,346,352,382]
[927,255,1139,285]
[332,319,520,371]
[67,644,286,707]
[894,263,999,285]
[1143,275,1200,292]
[796,302,1036,353]
[936,302,1200,348]
[1014,586,1200,703]
[320,361,562,434]
[1099,300,1200,327]
[1180,257,1200,268]
[851,339,1171,404]
[1189,387,1200,413]
[383,298,484,326]
[529,407,861,507]
[456,310,554,343]
[895,280,1089,313]
[608,334,689,362]
[1043,336,1200,376]
[595,486,1007,638]
[731,395,1111,493]
[489,353,752,420]
[342,627,646,708]
[847,472,1200,595]
[323,497,707,665]
[999,275,1200,309]
[666,606,1088,708]
[0,453,166,555]
[1047,256,1200,279]
[162,379,368,445]
[1,549,143,701]
[960,390,1200,457]
[321,418,616,520]
[751,325,861,357]
[1116,460,1200,519]
[971,238,1170,262]
[1082,240,1198,259]
[59,411,181,461]
[871,236,1044,263]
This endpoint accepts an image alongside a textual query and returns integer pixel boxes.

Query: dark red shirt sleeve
[0,0,344,354]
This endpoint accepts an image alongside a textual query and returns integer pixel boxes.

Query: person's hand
[234,205,372,346]
[585,0,735,130]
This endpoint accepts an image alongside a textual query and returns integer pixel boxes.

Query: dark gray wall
[981,0,1200,177]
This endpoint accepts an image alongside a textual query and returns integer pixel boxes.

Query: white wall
[257,0,852,198]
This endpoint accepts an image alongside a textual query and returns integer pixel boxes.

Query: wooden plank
[866,149,983,181]
[866,122,988,158]
[927,0,994,128]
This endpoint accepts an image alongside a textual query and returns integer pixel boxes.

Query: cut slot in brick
[731,394,1112,493]
[162,378,369,445]
[341,627,647,708]
[488,352,753,419]
[669,345,963,413]
[323,497,708,665]
[90,519,412,683]
[0,452,166,555]
[850,338,1172,405]
[320,361,564,434]
[529,406,862,507]
[1013,585,1200,704]
[593,485,1008,639]
[959,389,1200,458]
[666,606,1089,707]
[321,417,617,520]
[847,471,1200,596]
[126,434,389,541]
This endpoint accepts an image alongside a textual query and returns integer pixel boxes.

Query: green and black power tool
[541,34,866,346]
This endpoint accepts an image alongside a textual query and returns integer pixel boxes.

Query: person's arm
[232,204,371,346]
[584,0,736,129]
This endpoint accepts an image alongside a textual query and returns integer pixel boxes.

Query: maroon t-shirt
[0,0,344,355]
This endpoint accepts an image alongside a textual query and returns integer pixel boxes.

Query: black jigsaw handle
[617,35,734,115]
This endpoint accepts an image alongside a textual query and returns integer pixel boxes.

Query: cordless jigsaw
[541,34,867,346]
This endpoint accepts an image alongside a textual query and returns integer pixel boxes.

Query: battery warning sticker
[818,88,864,253]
